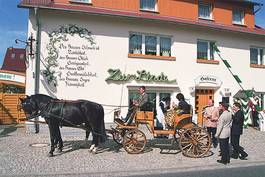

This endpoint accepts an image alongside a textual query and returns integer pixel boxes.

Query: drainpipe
[34,7,41,133]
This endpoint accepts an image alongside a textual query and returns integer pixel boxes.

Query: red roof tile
[1,48,26,73]
[18,0,265,37]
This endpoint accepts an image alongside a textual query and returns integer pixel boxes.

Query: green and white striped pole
[213,44,254,127]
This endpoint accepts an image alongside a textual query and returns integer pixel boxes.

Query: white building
[19,0,265,123]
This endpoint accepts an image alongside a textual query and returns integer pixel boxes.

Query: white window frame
[232,9,245,25]
[140,0,158,12]
[198,3,213,20]
[197,40,216,60]
[69,0,92,4]
[129,33,172,57]
[250,47,264,65]
[11,53,16,59]
[20,54,24,60]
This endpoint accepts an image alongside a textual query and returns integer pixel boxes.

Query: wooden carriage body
[113,110,211,157]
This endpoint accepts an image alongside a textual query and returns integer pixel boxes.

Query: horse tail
[81,102,107,143]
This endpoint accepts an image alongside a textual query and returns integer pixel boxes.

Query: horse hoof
[48,153,54,157]
[57,149,62,153]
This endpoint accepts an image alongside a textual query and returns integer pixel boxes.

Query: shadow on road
[0,124,21,138]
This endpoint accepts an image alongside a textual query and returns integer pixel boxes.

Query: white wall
[26,9,265,122]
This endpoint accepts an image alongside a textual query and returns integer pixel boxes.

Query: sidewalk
[0,123,265,177]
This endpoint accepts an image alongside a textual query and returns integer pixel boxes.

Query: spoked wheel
[178,127,211,158]
[174,127,185,143]
[112,129,126,145]
[123,129,147,154]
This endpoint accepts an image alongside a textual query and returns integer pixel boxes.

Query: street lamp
[15,34,39,133]
[15,34,35,56]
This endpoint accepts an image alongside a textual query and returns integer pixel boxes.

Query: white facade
[26,9,265,123]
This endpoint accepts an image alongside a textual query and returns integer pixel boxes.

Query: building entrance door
[195,89,214,126]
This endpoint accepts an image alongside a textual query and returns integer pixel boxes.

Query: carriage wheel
[174,127,185,143]
[122,129,147,154]
[112,129,126,145]
[178,127,211,158]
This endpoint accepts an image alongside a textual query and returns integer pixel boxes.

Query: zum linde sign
[106,69,176,83]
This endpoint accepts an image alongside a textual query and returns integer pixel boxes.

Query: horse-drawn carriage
[111,108,211,158]
[20,94,211,158]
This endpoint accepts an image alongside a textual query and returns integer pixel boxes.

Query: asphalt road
[130,165,265,177]
[1,164,264,177]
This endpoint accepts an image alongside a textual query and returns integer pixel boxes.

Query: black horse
[20,94,106,156]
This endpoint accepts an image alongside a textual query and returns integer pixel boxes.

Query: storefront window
[128,91,171,111]
[159,93,171,101]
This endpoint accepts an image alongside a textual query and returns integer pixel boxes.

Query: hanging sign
[195,75,222,87]
[0,70,25,85]
[106,69,176,83]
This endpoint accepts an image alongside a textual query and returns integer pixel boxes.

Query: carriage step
[114,118,125,125]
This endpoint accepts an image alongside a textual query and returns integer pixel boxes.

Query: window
[140,0,157,11]
[129,34,142,54]
[145,36,157,55]
[233,9,244,25]
[198,3,212,20]
[160,37,171,57]
[250,47,264,65]
[129,91,156,109]
[197,40,215,60]
[11,53,16,59]
[129,33,172,57]
[20,54,24,59]
[128,90,172,112]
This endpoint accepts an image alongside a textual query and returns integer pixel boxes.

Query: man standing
[215,102,232,165]
[231,102,248,160]
[203,99,219,148]
[123,86,148,125]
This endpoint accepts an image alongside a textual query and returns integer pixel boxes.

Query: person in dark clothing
[122,86,148,125]
[176,93,190,114]
[231,102,248,160]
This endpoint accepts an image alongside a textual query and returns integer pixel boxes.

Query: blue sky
[0,0,265,67]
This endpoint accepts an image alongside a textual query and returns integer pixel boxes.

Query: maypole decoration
[212,44,257,127]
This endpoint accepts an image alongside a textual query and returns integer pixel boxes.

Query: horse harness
[26,100,91,132]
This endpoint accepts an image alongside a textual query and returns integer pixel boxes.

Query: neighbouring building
[0,47,26,93]
[18,0,265,124]
[1,47,26,73]
[0,47,26,124]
